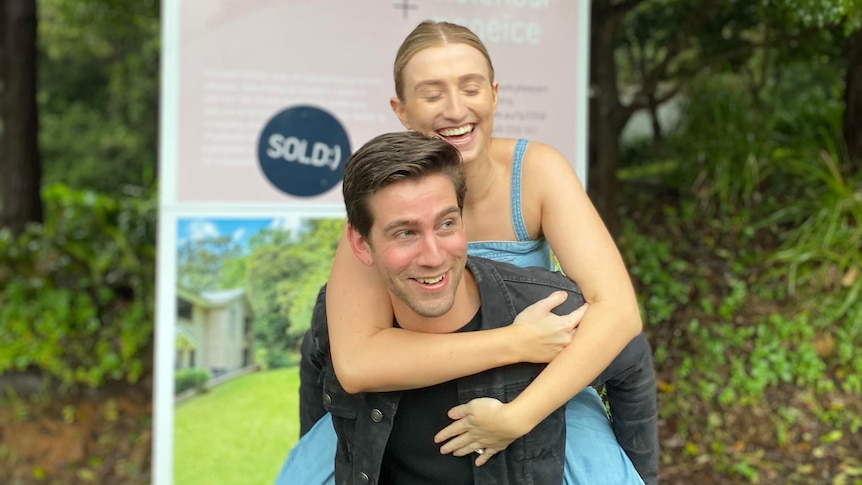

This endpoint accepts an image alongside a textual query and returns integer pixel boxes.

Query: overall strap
[511,139,530,242]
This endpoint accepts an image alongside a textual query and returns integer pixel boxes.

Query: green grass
[174,368,300,485]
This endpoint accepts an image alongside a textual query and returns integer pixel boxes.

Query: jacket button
[323,393,332,410]
[370,408,383,422]
[359,472,370,484]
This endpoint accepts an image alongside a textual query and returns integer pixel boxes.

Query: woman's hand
[511,291,588,363]
[434,398,527,466]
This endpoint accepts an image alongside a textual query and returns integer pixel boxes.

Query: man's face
[352,173,468,320]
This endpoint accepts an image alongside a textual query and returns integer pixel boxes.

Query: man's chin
[410,307,449,319]
[408,298,455,319]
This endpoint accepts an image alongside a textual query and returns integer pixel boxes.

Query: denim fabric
[280,140,660,482]
[563,387,644,484]
[276,413,335,485]
[592,333,659,484]
[466,138,556,272]
[302,258,580,485]
[467,239,554,271]
[285,279,658,484]
[279,388,644,485]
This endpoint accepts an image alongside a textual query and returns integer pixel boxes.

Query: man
[295,131,646,485]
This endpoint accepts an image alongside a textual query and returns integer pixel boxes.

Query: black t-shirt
[378,313,481,485]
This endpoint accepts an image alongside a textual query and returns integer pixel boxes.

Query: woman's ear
[390,97,411,130]
[346,224,374,267]
[492,81,499,111]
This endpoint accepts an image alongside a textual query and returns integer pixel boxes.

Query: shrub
[174,369,211,395]
[0,184,156,390]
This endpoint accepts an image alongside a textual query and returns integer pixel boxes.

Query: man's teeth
[438,125,472,137]
[416,275,444,284]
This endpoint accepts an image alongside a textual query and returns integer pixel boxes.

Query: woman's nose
[443,93,467,120]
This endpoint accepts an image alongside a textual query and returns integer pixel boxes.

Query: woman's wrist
[500,400,539,438]
[503,324,532,364]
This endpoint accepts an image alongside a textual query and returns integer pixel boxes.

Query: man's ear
[346,224,374,267]
[390,97,411,130]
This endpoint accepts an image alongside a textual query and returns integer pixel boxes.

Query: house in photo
[175,287,254,377]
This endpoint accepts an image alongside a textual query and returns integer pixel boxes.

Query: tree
[589,0,635,237]
[245,219,342,364]
[276,219,343,340]
[590,0,785,233]
[588,0,860,234]
[37,0,160,194]
[846,29,862,166]
[0,0,43,235]
[177,235,243,291]
[769,0,862,166]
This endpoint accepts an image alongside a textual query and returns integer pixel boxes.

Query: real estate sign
[155,1,591,483]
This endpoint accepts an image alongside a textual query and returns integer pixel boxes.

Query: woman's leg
[273,412,336,485]
[563,387,645,485]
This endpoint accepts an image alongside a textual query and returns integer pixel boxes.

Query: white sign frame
[153,2,591,484]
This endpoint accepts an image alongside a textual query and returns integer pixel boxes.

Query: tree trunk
[0,0,43,235]
[648,93,663,144]
[589,2,632,238]
[844,29,862,170]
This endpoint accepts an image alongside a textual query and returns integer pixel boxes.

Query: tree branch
[623,25,825,120]
[643,0,722,94]
[609,0,647,15]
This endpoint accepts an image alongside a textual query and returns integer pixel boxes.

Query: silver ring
[475,448,485,455]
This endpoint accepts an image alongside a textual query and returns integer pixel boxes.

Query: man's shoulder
[307,284,331,352]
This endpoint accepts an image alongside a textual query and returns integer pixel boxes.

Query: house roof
[200,289,246,305]
[175,326,201,348]
[177,287,248,309]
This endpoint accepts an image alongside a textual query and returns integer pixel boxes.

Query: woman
[279,20,657,485]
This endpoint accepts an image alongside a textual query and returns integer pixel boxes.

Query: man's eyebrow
[439,206,461,219]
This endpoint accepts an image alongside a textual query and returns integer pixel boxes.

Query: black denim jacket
[299,257,586,485]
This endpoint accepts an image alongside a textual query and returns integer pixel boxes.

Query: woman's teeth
[438,125,473,137]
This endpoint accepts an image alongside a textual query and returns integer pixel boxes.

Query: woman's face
[391,43,498,164]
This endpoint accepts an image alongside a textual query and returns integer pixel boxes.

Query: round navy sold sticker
[257,106,350,197]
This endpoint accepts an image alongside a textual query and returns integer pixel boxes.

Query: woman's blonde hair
[393,20,495,101]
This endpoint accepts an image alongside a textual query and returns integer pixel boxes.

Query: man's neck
[392,269,480,334]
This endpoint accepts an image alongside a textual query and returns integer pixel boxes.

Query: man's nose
[416,235,446,266]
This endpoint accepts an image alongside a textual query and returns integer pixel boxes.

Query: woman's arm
[437,142,643,459]
[506,141,643,424]
[327,224,583,394]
